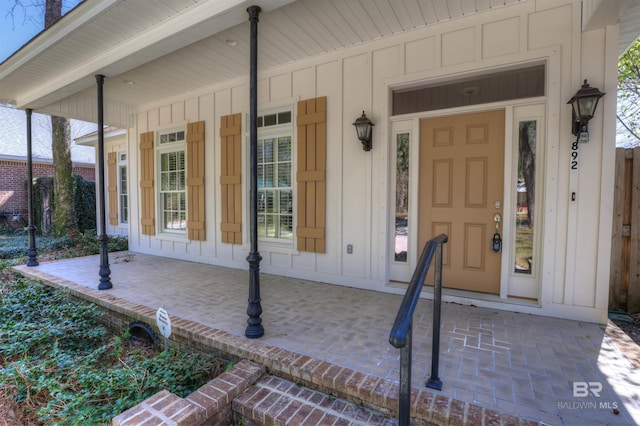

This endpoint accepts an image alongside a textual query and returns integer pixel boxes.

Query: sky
[0,1,96,155]
[0,0,84,63]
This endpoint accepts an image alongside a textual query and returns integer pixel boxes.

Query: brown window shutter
[220,113,242,244]
[107,152,118,226]
[296,96,327,253]
[187,121,206,241]
[139,131,155,235]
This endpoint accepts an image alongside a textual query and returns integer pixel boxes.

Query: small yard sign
[156,306,172,352]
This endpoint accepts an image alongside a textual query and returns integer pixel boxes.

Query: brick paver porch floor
[14,252,640,425]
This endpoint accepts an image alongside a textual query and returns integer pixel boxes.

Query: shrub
[33,174,97,236]
[74,175,96,234]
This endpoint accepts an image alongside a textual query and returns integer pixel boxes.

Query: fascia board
[75,128,126,145]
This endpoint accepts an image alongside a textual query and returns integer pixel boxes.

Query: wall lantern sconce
[567,79,605,143]
[353,111,374,151]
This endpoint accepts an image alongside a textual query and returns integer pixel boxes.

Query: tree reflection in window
[395,133,410,262]
[515,121,536,274]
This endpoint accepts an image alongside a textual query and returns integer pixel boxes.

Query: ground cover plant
[0,228,226,425]
[0,228,128,262]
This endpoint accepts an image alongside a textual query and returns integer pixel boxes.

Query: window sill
[257,239,297,254]
[155,232,189,243]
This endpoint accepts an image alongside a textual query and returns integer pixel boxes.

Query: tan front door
[419,110,505,294]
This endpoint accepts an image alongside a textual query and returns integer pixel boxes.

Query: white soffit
[582,0,640,56]
[0,0,294,109]
[619,1,640,56]
[0,0,529,114]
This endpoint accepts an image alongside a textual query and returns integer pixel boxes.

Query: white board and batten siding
[127,0,616,323]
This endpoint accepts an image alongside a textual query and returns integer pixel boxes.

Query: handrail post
[399,320,412,426]
[389,234,447,425]
[426,240,443,390]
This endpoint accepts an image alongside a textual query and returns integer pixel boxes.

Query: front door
[419,110,505,294]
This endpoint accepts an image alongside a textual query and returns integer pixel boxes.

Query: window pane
[258,190,266,213]
[278,111,291,124]
[258,214,266,237]
[278,164,291,187]
[257,165,264,188]
[395,133,410,262]
[266,215,276,238]
[393,64,545,115]
[257,140,264,163]
[120,166,127,194]
[264,113,277,126]
[264,164,274,187]
[264,139,274,162]
[179,173,185,191]
[280,215,293,239]
[265,190,275,213]
[167,152,175,170]
[161,172,169,191]
[280,190,292,214]
[161,153,168,170]
[515,121,536,274]
[121,196,128,223]
[278,137,291,161]
[119,164,128,223]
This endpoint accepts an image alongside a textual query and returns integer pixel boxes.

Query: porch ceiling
[0,0,637,120]
[0,0,528,116]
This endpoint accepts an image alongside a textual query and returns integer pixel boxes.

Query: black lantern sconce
[567,79,605,143]
[353,111,374,151]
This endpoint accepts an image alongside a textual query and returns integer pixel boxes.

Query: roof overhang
[0,0,294,116]
[582,0,640,55]
[75,127,126,147]
[1,0,638,127]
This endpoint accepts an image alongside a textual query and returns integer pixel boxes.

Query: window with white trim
[118,153,128,224]
[256,109,293,242]
[157,129,186,233]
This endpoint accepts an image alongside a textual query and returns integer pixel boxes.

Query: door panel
[419,110,505,294]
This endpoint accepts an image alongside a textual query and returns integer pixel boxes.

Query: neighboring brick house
[0,104,96,219]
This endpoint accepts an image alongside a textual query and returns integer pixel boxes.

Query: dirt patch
[610,313,640,370]
[613,313,640,346]
[0,388,29,426]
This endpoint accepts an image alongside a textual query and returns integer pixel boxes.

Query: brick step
[233,375,398,426]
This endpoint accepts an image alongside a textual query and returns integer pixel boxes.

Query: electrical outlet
[347,244,353,254]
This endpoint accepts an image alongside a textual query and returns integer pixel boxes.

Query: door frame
[388,99,546,302]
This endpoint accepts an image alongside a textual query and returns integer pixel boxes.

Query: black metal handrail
[389,233,448,426]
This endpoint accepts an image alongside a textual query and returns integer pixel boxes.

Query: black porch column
[245,5,264,339]
[96,74,112,290]
[25,109,38,266]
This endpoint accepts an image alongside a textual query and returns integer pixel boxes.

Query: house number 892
[571,140,579,170]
